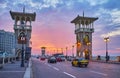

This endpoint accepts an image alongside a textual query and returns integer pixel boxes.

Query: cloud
[95,8,120,37]
[96,8,120,25]
[86,0,108,6]
[27,0,63,10]
[101,29,120,37]
[42,0,62,8]
[0,1,7,9]
[110,9,120,25]
[77,0,108,6]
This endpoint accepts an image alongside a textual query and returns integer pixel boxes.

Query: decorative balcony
[14,25,32,30]
[75,28,94,34]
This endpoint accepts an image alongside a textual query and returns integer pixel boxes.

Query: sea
[92,56,118,61]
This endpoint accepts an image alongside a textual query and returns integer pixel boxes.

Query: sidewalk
[0,60,31,78]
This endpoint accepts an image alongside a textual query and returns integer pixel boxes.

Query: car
[36,56,40,59]
[58,55,66,61]
[40,56,46,61]
[67,56,74,61]
[56,57,62,62]
[71,58,89,67]
[48,56,57,63]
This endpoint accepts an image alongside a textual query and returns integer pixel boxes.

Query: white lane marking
[90,70,107,76]
[0,71,25,72]
[44,63,46,64]
[53,67,59,71]
[63,72,76,78]
[47,64,52,67]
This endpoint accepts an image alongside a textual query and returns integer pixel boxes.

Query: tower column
[25,17,27,26]
[19,16,22,26]
[14,16,17,26]
[89,20,91,29]
[30,17,32,26]
[83,22,85,29]
[80,21,81,28]
[87,21,89,28]
[92,22,94,28]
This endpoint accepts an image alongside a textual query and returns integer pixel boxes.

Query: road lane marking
[53,67,59,71]
[63,72,76,78]
[90,71,107,76]
[44,63,46,64]
[47,64,52,67]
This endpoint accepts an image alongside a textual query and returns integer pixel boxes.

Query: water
[92,56,117,61]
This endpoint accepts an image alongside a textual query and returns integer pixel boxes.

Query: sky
[0,0,120,56]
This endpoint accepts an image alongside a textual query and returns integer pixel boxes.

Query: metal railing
[14,25,32,30]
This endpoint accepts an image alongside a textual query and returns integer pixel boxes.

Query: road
[32,58,120,78]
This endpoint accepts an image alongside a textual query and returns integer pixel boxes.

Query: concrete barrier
[23,58,32,78]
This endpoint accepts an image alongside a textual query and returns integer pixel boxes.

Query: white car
[58,55,66,61]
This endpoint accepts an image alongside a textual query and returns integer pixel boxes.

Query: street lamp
[72,45,74,57]
[104,37,109,62]
[18,26,26,67]
[20,32,26,67]
[61,48,63,54]
[66,47,68,58]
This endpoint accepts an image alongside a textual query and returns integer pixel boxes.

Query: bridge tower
[71,13,98,59]
[10,8,36,58]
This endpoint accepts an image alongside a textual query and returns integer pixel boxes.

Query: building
[0,30,15,54]
[41,47,46,56]
[71,13,98,59]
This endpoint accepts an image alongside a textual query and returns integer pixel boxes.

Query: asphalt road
[32,58,120,78]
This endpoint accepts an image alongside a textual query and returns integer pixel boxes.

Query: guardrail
[0,56,16,69]
[91,59,120,64]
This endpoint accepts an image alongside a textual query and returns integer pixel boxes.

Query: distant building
[41,47,46,56]
[0,30,15,54]
[53,53,63,57]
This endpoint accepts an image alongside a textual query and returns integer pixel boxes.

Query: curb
[23,58,32,78]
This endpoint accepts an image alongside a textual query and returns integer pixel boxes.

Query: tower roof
[71,15,98,24]
[10,11,36,21]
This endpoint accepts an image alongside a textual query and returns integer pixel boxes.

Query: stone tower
[71,13,98,59]
[10,8,36,57]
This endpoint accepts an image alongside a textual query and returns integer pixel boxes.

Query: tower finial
[83,11,84,17]
[23,6,25,13]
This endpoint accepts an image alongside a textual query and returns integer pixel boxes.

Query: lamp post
[66,47,68,58]
[72,45,74,57]
[104,37,109,62]
[19,26,26,67]
[61,48,63,54]
[20,32,25,67]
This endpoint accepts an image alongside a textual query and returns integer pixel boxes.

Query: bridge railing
[0,52,16,69]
